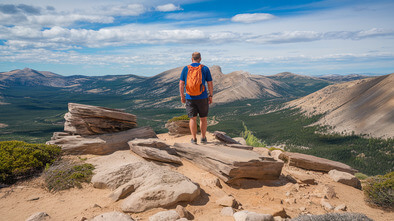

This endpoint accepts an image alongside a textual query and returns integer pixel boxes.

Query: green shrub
[241,122,266,147]
[268,147,284,152]
[44,160,94,192]
[355,172,369,180]
[363,171,393,208]
[168,115,190,122]
[0,141,61,184]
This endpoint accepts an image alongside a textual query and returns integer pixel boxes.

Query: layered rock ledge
[173,143,284,183]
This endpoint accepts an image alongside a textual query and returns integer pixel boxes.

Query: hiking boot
[201,137,207,144]
[191,138,197,144]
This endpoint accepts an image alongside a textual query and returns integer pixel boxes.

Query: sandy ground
[0,133,392,221]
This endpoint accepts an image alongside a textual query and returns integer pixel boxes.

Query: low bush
[363,171,393,208]
[268,147,284,152]
[355,172,369,180]
[241,123,266,147]
[0,141,61,184]
[168,115,190,122]
[44,160,94,192]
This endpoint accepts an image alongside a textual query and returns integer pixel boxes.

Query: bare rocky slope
[288,73,394,138]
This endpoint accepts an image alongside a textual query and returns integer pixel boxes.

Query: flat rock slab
[173,143,284,183]
[65,103,137,135]
[47,126,157,155]
[128,139,182,164]
[279,152,357,174]
[88,151,200,213]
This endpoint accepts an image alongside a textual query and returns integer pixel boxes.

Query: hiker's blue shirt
[180,63,212,100]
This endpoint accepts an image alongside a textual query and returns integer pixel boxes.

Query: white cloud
[231,13,275,23]
[100,4,145,16]
[155,3,182,12]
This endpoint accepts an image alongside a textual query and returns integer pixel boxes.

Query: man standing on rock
[179,52,213,144]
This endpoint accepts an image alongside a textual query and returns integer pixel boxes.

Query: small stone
[176,205,192,220]
[328,170,362,189]
[299,207,306,212]
[216,195,237,208]
[320,199,334,211]
[221,207,234,216]
[149,210,180,221]
[91,212,134,221]
[285,191,291,197]
[27,197,40,201]
[271,207,288,218]
[334,204,347,212]
[93,204,102,208]
[80,217,88,221]
[202,177,222,189]
[323,185,336,199]
[233,211,274,221]
[25,212,50,221]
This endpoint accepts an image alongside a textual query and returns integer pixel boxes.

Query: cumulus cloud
[0,3,145,27]
[0,4,41,15]
[155,3,182,12]
[231,13,274,23]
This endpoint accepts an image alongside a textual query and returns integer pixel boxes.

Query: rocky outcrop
[165,120,190,135]
[65,103,137,135]
[128,138,182,164]
[279,152,357,174]
[173,143,284,183]
[88,151,200,213]
[47,126,157,155]
[328,169,362,189]
[91,212,134,221]
[47,103,155,155]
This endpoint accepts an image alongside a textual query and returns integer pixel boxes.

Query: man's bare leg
[189,116,198,140]
[200,117,207,139]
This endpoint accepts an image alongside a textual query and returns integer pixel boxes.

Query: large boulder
[173,143,284,183]
[128,138,182,164]
[88,151,200,213]
[165,120,190,136]
[47,126,157,155]
[279,152,357,174]
[328,169,362,189]
[65,103,137,135]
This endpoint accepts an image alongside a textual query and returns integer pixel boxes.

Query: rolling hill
[287,73,394,138]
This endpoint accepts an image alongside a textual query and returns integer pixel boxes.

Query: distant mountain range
[288,73,394,138]
[0,67,373,108]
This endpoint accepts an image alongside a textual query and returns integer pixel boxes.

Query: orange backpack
[186,64,205,96]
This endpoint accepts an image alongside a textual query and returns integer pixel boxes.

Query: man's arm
[179,80,186,103]
[207,81,213,104]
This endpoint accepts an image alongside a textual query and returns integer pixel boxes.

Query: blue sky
[0,0,393,76]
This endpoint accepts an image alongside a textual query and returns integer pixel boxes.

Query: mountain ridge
[287,73,394,138]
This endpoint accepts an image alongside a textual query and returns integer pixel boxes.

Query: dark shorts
[186,98,209,118]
